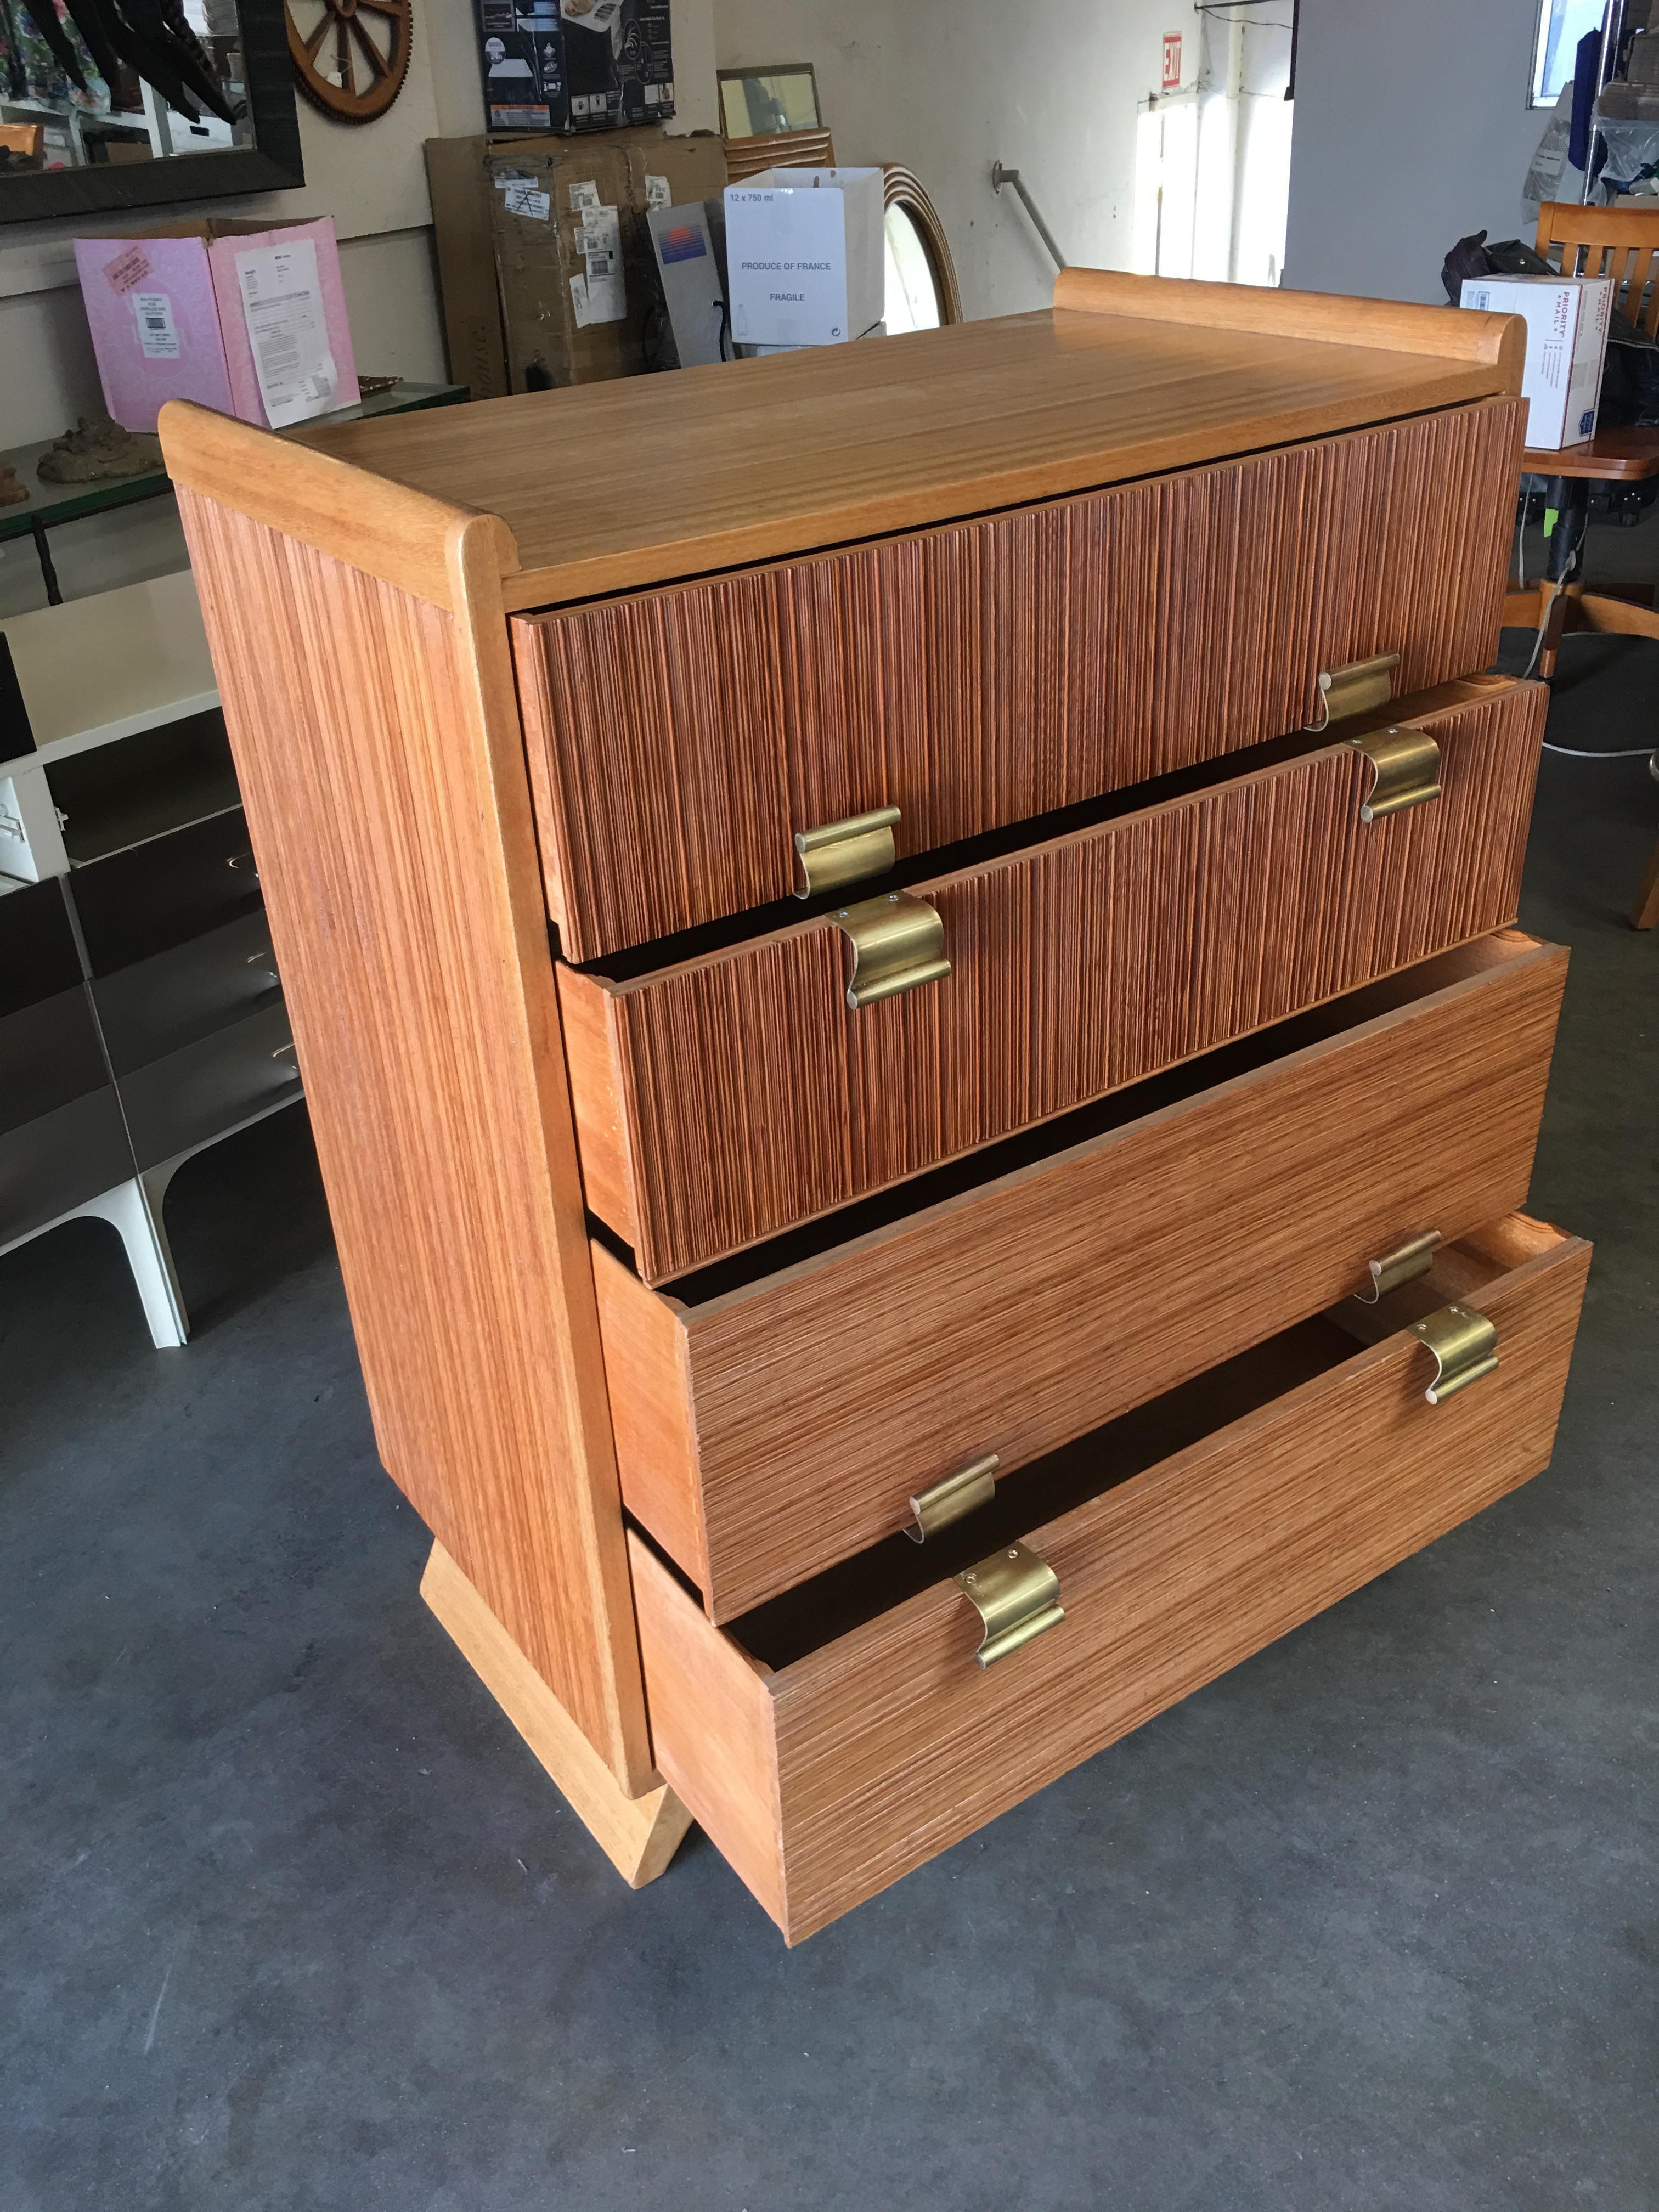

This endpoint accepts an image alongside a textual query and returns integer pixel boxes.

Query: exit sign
[1162,31,1182,90]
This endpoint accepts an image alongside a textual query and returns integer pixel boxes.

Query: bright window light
[1533,0,1605,107]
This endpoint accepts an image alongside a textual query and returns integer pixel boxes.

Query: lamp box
[723,167,884,348]
[74,217,357,435]
[473,0,674,136]
[1459,274,1614,449]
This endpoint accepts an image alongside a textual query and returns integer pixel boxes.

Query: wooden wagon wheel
[287,0,413,123]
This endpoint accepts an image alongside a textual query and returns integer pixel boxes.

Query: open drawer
[516,398,1522,962]
[563,677,1546,1286]
[598,930,1567,1622]
[630,1212,1591,1943]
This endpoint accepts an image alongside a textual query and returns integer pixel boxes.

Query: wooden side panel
[588,682,1546,1284]
[175,488,653,1790]
[628,1532,788,1929]
[762,1233,1591,1941]
[631,936,1570,1620]
[516,399,1525,961]
[591,1242,706,1587]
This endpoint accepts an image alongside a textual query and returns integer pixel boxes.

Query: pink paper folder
[74,217,358,434]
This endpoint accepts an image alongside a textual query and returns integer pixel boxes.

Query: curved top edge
[1052,268,1525,395]
[158,398,521,610]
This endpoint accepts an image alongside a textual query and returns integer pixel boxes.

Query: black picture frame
[0,0,304,225]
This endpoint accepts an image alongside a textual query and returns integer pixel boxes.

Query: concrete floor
[3,628,1656,2212]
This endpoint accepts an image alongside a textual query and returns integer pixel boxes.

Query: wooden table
[1505,431,1659,928]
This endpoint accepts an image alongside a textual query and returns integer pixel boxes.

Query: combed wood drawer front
[597,932,1566,1622]
[517,398,1523,962]
[565,679,1545,1286]
[631,1214,1590,1942]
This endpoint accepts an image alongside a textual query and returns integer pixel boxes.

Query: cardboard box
[741,320,887,358]
[473,0,673,136]
[74,217,357,435]
[724,168,884,348]
[1459,274,1614,448]
[426,127,725,393]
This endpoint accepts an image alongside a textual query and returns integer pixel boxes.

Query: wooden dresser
[159,270,1590,1944]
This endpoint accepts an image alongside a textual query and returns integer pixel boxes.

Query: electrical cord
[1541,741,1659,759]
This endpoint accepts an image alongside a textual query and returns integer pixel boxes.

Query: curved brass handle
[905,1453,998,1543]
[794,805,900,898]
[834,891,950,1010]
[1350,728,1442,822]
[1408,1304,1498,1404]
[956,1541,1065,1669]
[1357,1228,1441,1302]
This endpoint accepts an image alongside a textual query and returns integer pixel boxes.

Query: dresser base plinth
[420,1542,693,1888]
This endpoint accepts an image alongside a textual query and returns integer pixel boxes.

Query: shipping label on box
[1459,274,1615,448]
[724,167,884,348]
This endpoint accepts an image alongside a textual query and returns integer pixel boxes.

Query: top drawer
[514,398,1524,962]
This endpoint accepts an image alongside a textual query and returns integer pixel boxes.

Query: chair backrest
[1536,199,1659,339]
[723,128,837,182]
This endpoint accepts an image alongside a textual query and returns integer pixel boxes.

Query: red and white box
[1459,273,1614,449]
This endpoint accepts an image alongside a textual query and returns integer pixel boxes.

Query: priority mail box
[1459,274,1614,449]
[724,167,884,348]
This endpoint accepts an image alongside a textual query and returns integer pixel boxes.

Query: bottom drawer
[631,1213,1590,1944]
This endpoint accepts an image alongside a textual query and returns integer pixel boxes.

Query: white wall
[714,0,1187,319]
[1283,0,1547,303]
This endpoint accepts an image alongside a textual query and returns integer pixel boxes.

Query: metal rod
[991,161,1067,270]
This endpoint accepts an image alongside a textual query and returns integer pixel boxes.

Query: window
[1533,0,1606,108]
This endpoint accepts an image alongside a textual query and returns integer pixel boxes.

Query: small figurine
[0,461,29,506]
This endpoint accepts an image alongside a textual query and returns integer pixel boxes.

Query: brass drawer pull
[1357,1227,1441,1302]
[795,805,900,898]
[905,1453,998,1543]
[1311,650,1400,729]
[1350,727,1442,821]
[956,1541,1065,1669]
[836,891,950,1010]
[1409,1303,1498,1403]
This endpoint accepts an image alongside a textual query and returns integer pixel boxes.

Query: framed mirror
[718,61,820,142]
[0,0,303,223]
[883,165,961,334]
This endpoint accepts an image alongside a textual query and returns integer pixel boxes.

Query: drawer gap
[610,932,1541,1306]
[680,1225,1541,1675]
[572,678,1499,985]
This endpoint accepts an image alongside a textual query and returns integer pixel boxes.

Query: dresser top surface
[292,307,1513,610]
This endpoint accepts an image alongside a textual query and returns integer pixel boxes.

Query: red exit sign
[1162,30,1182,90]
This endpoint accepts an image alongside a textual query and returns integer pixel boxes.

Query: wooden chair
[1503,200,1659,926]
[722,127,836,182]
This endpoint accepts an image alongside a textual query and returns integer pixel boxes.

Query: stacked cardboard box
[426,127,727,396]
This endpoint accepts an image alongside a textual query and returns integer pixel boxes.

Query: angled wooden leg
[421,1542,692,1887]
[1633,833,1659,930]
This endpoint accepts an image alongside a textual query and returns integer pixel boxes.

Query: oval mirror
[883,166,962,333]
